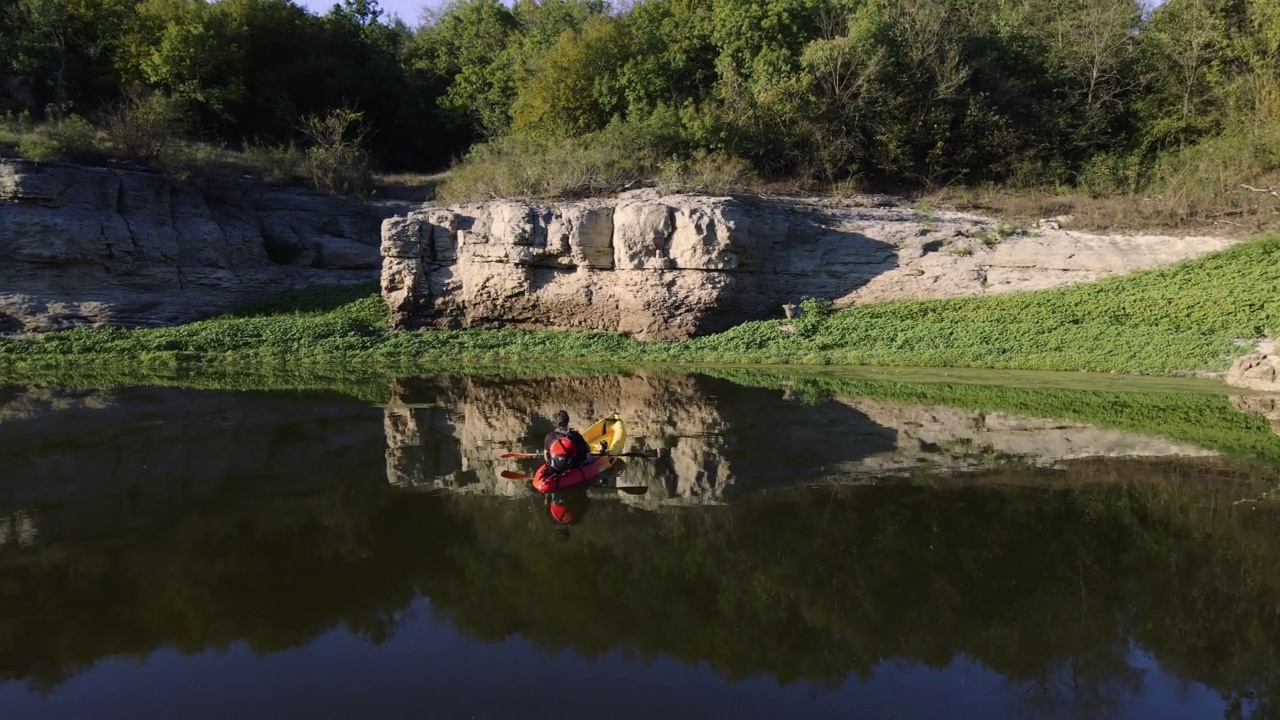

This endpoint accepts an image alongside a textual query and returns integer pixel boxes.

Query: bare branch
[1241,184,1280,198]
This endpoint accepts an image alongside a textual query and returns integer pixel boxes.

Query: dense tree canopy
[0,0,1277,186]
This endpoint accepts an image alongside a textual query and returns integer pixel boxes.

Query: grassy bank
[2,236,1278,375]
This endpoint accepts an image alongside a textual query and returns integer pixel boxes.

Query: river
[1,370,1278,719]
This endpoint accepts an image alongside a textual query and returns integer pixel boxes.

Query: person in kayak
[544,410,591,474]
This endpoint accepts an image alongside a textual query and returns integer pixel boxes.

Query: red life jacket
[548,433,576,473]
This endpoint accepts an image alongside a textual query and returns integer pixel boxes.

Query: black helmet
[554,409,569,428]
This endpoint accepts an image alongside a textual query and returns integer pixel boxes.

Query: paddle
[499,451,658,460]
[499,470,649,495]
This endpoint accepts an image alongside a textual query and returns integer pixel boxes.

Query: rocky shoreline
[2,159,1273,391]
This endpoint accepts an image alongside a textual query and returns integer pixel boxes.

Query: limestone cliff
[382,190,1239,340]
[0,159,412,331]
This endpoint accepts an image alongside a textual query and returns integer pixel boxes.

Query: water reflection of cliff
[0,386,384,545]
[385,373,1218,503]
[2,459,1279,719]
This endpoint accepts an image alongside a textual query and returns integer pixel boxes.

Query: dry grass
[371,171,447,202]
[922,186,1279,235]
[923,120,1280,235]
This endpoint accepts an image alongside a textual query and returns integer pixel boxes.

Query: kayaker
[544,410,590,474]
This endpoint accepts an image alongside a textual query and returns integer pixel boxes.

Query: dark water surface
[2,372,1279,719]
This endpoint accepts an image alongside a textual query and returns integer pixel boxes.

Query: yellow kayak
[532,413,626,493]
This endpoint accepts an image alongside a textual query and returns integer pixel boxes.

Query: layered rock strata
[381,191,1239,340]
[0,159,411,331]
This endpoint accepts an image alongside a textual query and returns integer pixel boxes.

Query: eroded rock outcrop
[385,373,1220,506]
[0,159,413,331]
[1227,342,1280,393]
[382,191,1240,340]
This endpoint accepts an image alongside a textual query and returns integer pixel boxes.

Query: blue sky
[293,0,471,24]
[293,0,1166,28]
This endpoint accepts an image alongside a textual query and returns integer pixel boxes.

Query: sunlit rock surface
[382,190,1239,340]
[0,159,414,331]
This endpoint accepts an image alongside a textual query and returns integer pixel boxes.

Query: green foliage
[101,88,186,161]
[510,14,628,137]
[654,149,756,195]
[297,106,374,196]
[438,115,676,200]
[798,296,835,320]
[414,0,521,137]
[241,141,308,186]
[15,115,104,162]
[0,0,1275,205]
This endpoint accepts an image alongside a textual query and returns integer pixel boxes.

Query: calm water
[2,372,1279,719]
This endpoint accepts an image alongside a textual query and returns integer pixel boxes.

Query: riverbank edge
[0,234,1277,382]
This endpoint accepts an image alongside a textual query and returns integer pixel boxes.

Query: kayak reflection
[544,488,590,542]
[538,459,636,541]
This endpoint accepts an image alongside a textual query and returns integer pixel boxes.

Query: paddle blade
[500,470,533,481]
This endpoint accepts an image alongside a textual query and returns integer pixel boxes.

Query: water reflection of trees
[2,459,1279,719]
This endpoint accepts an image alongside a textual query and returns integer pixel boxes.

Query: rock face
[1227,342,1280,393]
[384,372,1220,506]
[0,159,412,331]
[1232,394,1280,436]
[381,191,1240,340]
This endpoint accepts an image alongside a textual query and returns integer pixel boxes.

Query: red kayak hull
[531,458,608,493]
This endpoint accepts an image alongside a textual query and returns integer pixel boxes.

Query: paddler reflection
[542,459,631,541]
[544,488,591,542]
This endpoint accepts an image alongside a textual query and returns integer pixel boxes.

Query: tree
[413,0,520,137]
[510,16,628,136]
[8,0,74,116]
[1136,0,1237,149]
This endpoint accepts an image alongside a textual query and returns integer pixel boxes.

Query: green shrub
[799,297,835,320]
[1078,151,1150,195]
[656,150,757,196]
[298,107,373,197]
[16,116,106,163]
[438,112,689,202]
[0,110,35,139]
[243,142,308,186]
[152,141,231,182]
[439,133,646,202]
[101,91,186,162]
[1145,120,1280,226]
